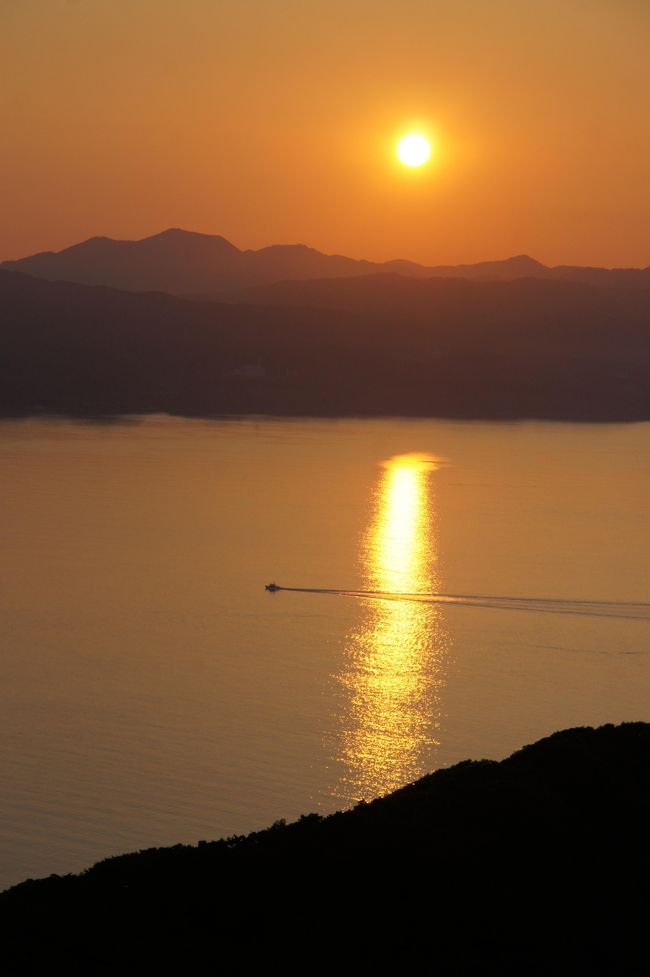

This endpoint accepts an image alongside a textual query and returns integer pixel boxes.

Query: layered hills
[1,266,648,420]
[3,722,650,974]
[4,228,650,295]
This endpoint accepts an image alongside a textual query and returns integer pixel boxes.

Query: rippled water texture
[337,453,449,799]
[1,416,649,888]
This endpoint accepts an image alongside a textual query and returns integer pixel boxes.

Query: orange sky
[2,0,649,266]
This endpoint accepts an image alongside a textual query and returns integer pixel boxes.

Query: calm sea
[1,416,649,889]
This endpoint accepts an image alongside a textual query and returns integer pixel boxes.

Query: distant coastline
[3,407,650,424]
[2,258,649,423]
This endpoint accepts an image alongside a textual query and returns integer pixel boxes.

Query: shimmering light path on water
[333,454,449,801]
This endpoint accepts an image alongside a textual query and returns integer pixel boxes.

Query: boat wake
[266,585,650,621]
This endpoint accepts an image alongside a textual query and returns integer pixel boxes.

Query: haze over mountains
[2,226,649,421]
[2,258,649,421]
[4,228,650,296]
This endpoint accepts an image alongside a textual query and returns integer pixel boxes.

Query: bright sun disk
[397,134,430,167]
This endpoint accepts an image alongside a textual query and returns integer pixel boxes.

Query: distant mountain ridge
[4,228,650,296]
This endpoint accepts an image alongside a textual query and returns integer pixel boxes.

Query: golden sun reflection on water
[336,453,449,801]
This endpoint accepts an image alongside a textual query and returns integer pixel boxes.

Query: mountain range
[4,228,650,296]
[1,263,648,420]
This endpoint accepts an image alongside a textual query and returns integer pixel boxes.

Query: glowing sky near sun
[1,0,649,266]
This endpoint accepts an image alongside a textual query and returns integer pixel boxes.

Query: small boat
[265,582,280,592]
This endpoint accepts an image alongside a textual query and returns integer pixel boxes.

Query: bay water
[1,416,648,889]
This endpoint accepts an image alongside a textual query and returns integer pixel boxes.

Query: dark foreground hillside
[3,723,650,975]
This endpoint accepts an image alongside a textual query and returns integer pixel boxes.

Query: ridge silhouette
[4,228,650,295]
[2,722,649,975]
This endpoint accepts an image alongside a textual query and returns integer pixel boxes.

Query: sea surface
[1,416,649,889]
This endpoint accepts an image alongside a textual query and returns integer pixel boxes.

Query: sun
[397,133,431,168]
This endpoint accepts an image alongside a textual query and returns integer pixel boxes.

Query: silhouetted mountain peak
[64,235,121,255]
[255,242,316,254]
[503,254,545,270]
[146,228,240,252]
[4,231,650,296]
